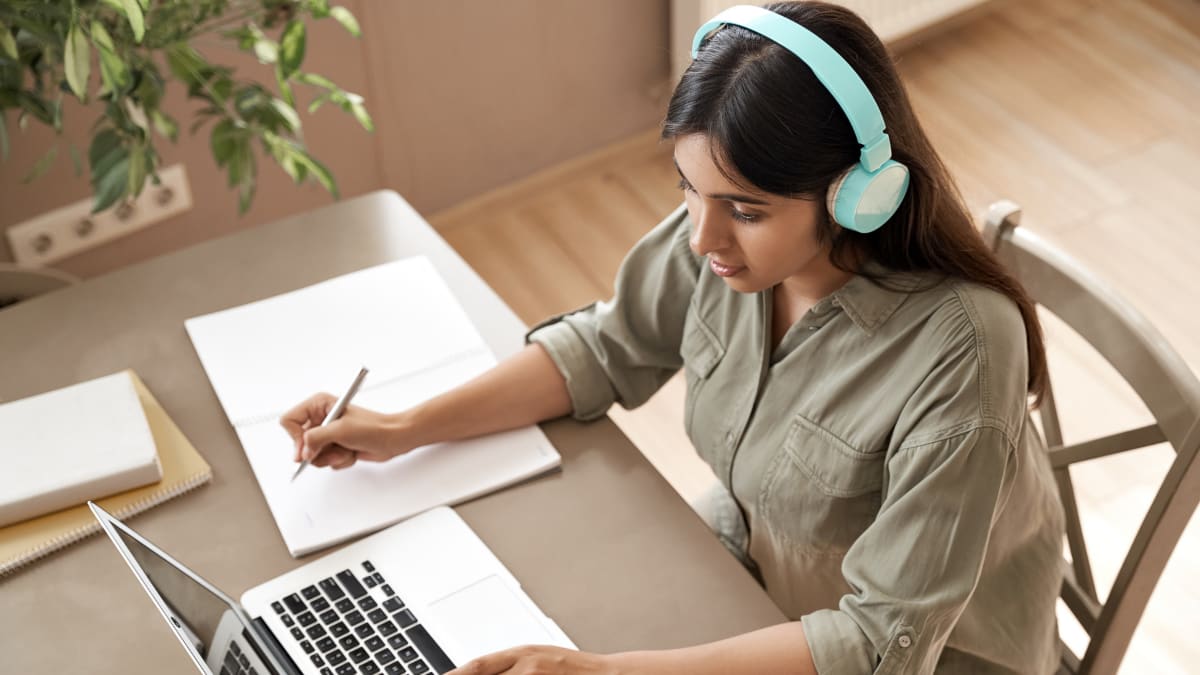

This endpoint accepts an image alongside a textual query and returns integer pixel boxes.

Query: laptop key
[306,624,327,640]
[387,634,409,650]
[349,647,370,664]
[356,623,375,639]
[311,597,331,613]
[345,610,364,626]
[327,649,346,665]
[284,593,306,614]
[302,585,321,600]
[336,664,356,675]
[290,628,304,641]
[320,609,339,625]
[382,598,402,613]
[320,578,346,601]
[339,635,359,651]
[335,598,354,613]
[410,659,430,674]
[238,652,250,668]
[371,573,384,585]
[361,663,381,675]
[317,637,335,652]
[281,614,295,627]
[398,647,418,662]
[219,667,232,675]
[376,648,396,664]
[311,653,325,667]
[330,622,349,637]
[407,625,455,673]
[368,609,387,624]
[362,560,375,573]
[358,596,378,611]
[381,585,395,597]
[271,601,285,614]
[365,635,384,651]
[394,609,416,628]
[364,575,378,588]
[300,640,314,654]
[377,621,398,637]
[386,664,405,674]
[297,611,316,627]
[231,642,243,656]
[320,669,332,675]
[224,651,240,672]
[336,570,367,598]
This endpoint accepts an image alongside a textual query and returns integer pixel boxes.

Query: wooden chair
[0,262,78,310]
[982,200,1200,674]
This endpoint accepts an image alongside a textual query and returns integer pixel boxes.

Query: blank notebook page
[185,256,561,556]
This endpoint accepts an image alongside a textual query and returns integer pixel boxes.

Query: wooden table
[0,191,785,672]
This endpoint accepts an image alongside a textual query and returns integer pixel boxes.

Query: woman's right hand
[279,393,413,471]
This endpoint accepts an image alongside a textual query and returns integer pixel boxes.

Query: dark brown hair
[662,0,1047,406]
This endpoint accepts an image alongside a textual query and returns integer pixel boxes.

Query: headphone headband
[691,5,892,171]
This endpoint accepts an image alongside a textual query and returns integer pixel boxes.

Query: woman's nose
[689,202,727,256]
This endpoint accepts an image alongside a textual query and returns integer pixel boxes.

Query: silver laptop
[91,503,574,675]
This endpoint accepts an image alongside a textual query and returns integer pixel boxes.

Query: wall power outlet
[6,164,193,267]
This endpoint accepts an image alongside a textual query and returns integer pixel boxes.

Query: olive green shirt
[527,206,1066,674]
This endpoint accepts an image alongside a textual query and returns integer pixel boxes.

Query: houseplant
[0,0,371,214]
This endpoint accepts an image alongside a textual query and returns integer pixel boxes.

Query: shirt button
[898,635,912,649]
[807,325,820,331]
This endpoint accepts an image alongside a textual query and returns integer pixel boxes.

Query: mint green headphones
[691,5,910,233]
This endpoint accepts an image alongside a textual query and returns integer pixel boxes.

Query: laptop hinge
[248,618,303,675]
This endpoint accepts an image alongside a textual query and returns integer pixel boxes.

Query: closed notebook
[0,371,162,527]
[0,371,211,576]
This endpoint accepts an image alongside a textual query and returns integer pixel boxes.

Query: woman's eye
[731,208,758,223]
[676,178,695,193]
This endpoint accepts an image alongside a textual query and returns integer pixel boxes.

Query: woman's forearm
[396,343,574,449]
[611,622,817,675]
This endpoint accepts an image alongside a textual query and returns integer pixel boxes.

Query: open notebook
[185,256,561,557]
[0,372,212,576]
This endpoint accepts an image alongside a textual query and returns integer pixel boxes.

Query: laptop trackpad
[428,574,556,662]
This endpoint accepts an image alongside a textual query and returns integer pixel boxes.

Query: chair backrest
[982,200,1200,675]
[0,263,78,310]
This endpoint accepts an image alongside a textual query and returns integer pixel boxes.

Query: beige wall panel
[360,0,671,215]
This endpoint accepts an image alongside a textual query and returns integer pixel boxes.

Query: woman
[281,3,1065,672]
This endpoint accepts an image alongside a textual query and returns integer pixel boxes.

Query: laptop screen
[111,523,240,664]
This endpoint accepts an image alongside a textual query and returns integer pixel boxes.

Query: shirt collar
[823,261,934,335]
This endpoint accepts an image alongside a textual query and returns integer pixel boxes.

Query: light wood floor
[431,0,1200,671]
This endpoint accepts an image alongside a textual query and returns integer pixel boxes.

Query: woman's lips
[709,258,744,277]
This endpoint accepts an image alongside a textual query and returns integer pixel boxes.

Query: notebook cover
[0,371,162,527]
[0,371,212,577]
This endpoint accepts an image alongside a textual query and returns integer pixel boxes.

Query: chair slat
[1050,423,1166,469]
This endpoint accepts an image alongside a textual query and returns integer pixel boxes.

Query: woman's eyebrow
[673,158,772,206]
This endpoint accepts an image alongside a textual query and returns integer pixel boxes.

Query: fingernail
[302,444,312,460]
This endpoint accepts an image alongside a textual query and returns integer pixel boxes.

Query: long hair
[662,0,1048,407]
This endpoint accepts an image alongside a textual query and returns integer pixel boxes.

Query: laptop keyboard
[220,640,259,675]
[270,560,455,675]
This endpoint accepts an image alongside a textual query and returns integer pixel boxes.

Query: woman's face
[674,134,831,295]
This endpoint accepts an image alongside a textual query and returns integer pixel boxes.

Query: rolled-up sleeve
[526,205,701,421]
[802,424,1017,674]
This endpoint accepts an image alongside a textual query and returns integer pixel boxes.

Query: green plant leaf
[89,128,122,169]
[276,65,295,107]
[349,97,373,132]
[121,0,145,43]
[308,0,332,19]
[254,38,278,64]
[64,22,90,100]
[150,109,178,141]
[293,149,338,198]
[0,21,18,61]
[279,20,306,79]
[329,6,361,37]
[237,178,256,214]
[297,72,337,90]
[23,144,57,182]
[270,98,300,132]
[93,155,130,212]
[307,93,331,114]
[90,20,114,51]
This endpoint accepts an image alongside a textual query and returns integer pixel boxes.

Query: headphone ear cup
[826,160,910,234]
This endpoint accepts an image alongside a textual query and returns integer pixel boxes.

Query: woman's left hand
[447,645,619,675]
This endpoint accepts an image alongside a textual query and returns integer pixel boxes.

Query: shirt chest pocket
[679,312,726,464]
[758,414,884,557]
